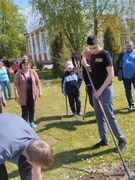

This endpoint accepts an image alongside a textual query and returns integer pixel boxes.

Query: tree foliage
[30,0,135,76]
[0,0,26,58]
[103,23,121,72]
[51,32,70,78]
[31,0,88,54]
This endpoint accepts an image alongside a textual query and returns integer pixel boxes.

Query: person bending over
[0,112,53,180]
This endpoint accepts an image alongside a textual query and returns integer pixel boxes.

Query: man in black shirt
[82,34,127,153]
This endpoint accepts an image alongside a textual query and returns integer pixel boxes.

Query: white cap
[66,61,74,68]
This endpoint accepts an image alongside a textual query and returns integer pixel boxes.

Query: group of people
[0,34,134,179]
[0,56,52,180]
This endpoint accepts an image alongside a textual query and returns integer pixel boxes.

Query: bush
[103,23,121,73]
[36,62,44,71]
[28,60,35,69]
[51,33,71,78]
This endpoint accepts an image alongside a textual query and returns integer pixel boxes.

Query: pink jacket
[14,69,41,105]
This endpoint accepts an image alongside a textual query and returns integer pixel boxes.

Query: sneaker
[30,122,37,128]
[115,140,128,153]
[73,112,77,117]
[93,140,108,149]
[77,112,83,116]
[129,105,134,110]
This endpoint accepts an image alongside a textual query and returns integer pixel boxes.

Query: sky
[12,0,41,33]
[12,0,31,10]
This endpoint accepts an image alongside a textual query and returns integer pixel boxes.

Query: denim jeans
[123,77,135,107]
[0,80,11,99]
[93,84,125,142]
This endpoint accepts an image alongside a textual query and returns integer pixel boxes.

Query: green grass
[5,70,135,180]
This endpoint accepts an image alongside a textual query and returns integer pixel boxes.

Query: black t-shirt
[90,49,113,89]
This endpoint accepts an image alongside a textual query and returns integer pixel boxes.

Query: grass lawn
[4,69,135,180]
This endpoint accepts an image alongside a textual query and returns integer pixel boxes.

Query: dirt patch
[79,162,135,180]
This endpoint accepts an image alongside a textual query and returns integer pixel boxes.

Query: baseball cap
[66,61,74,68]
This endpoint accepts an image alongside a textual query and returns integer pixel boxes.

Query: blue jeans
[123,77,135,107]
[93,84,125,142]
[0,81,11,99]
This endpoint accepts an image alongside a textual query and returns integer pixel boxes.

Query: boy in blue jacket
[62,61,83,116]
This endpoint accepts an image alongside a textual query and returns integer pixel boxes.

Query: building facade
[25,27,52,63]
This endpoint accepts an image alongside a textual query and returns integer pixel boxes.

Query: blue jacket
[61,70,83,95]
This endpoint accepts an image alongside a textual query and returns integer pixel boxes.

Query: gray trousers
[93,84,125,142]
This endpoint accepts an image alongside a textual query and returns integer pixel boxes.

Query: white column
[29,34,34,61]
[34,34,39,62]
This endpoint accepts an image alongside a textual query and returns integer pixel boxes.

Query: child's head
[26,140,54,169]
[83,47,92,60]
[66,61,74,72]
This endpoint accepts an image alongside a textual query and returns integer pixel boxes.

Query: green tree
[0,0,26,58]
[84,0,128,35]
[31,0,87,56]
[51,32,70,78]
[30,0,88,76]
[103,23,121,73]
[30,0,135,76]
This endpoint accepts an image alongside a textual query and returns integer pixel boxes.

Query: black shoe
[115,140,128,153]
[93,140,108,149]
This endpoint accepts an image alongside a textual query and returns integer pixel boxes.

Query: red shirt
[12,63,19,71]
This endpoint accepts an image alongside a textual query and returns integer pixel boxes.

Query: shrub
[28,59,35,69]
[36,62,44,71]
[103,23,121,73]
[51,32,71,78]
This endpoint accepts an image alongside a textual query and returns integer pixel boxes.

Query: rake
[83,92,88,120]
[65,95,68,115]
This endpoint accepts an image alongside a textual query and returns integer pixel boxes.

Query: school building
[25,27,52,64]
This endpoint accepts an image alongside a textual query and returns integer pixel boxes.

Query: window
[41,33,46,51]
[32,37,36,54]
[37,34,41,53]
[28,39,32,54]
